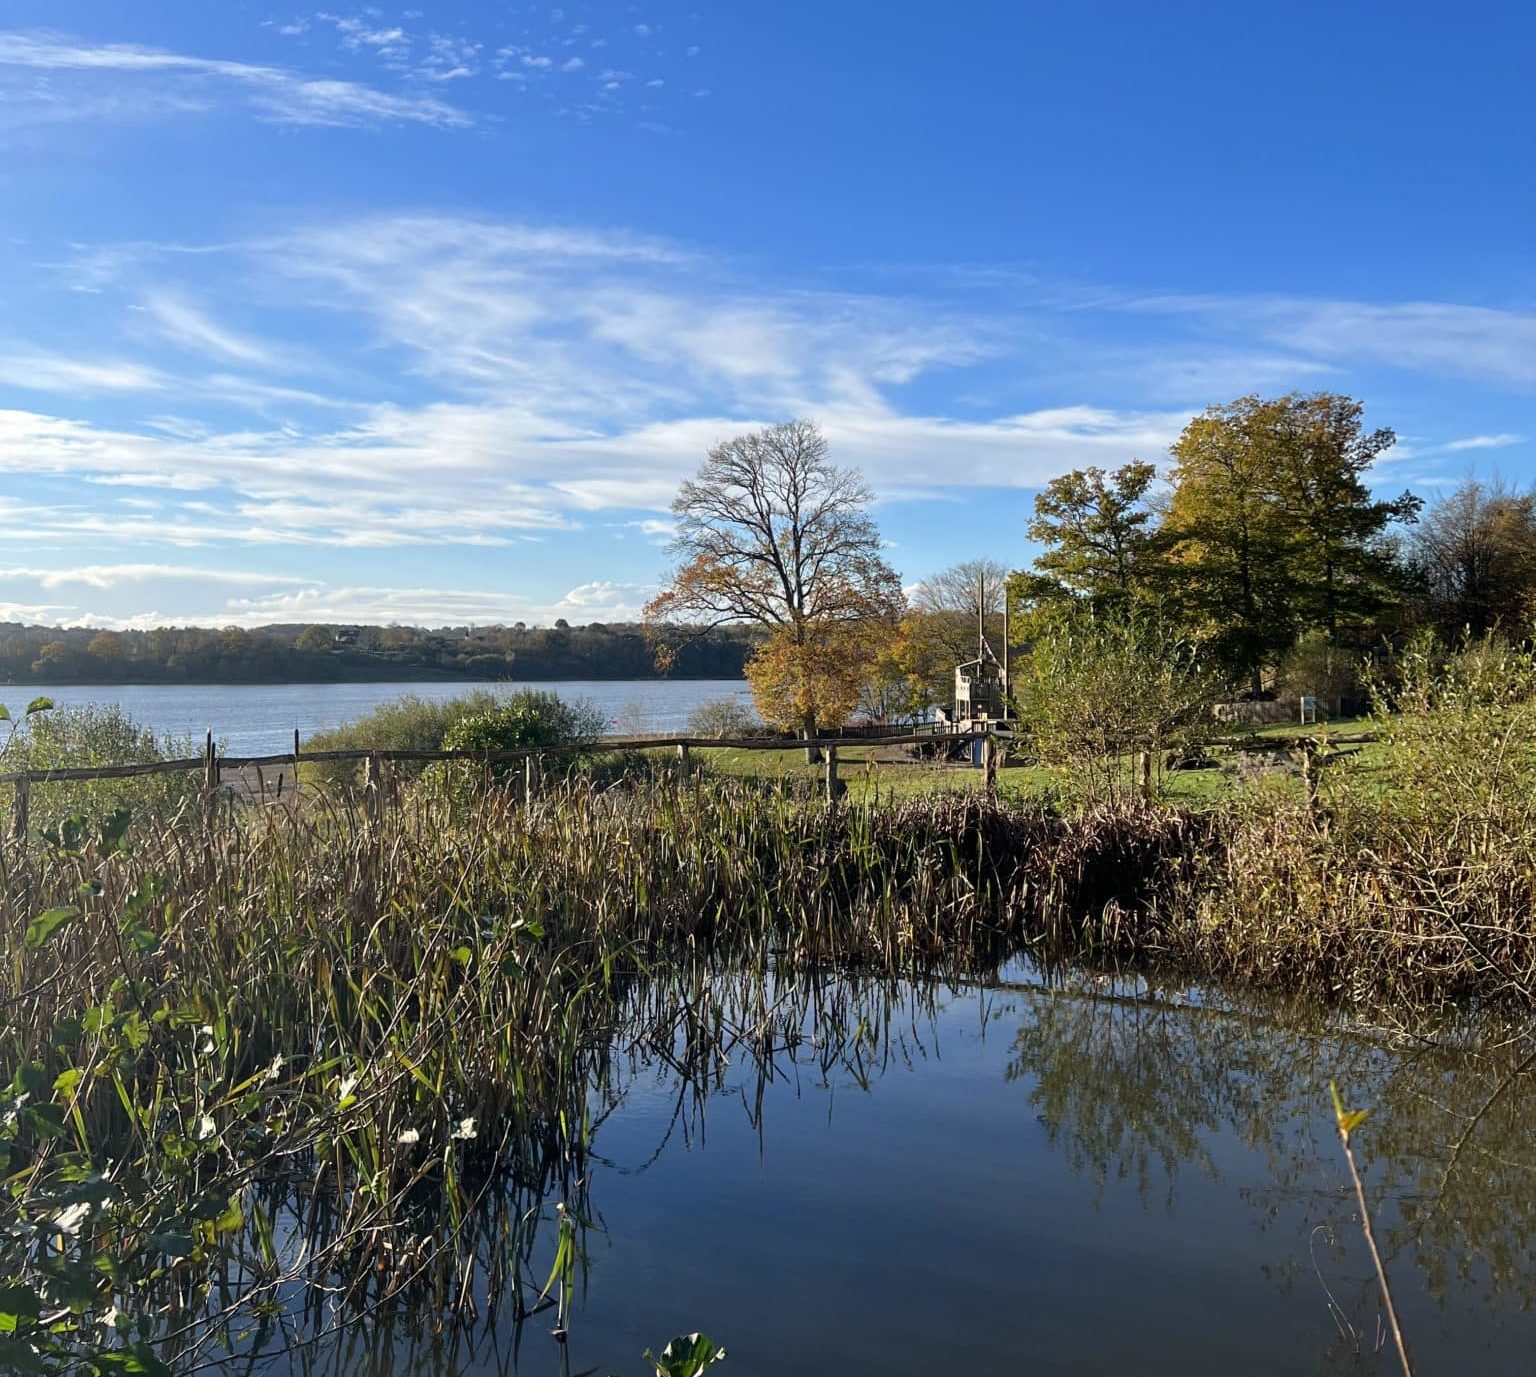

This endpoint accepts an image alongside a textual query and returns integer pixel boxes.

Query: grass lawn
[686,714,1388,808]
[691,742,1028,801]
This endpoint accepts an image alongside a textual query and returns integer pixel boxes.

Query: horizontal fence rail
[0,724,1378,789]
[0,729,986,788]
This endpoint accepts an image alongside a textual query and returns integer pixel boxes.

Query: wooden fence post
[524,754,540,804]
[982,734,997,795]
[1301,743,1320,814]
[824,744,839,804]
[1138,749,1152,800]
[677,742,691,773]
[10,774,29,850]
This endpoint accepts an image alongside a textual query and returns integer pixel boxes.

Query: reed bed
[4,762,1535,1371]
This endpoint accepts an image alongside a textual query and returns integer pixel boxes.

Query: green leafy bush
[1015,613,1227,798]
[442,692,605,754]
[302,690,504,789]
[425,691,605,797]
[1,703,200,838]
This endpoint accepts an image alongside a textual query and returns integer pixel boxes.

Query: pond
[265,964,1536,1376]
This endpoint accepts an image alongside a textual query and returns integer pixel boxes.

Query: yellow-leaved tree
[645,419,904,759]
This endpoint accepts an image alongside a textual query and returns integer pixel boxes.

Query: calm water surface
[293,965,1536,1376]
[5,679,751,753]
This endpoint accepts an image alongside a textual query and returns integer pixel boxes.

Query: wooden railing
[1,727,998,840]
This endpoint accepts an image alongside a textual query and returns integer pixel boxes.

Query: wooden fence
[1,727,998,842]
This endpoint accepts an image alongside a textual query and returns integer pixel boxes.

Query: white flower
[451,1117,477,1140]
[396,1128,420,1145]
[337,1074,359,1103]
[53,1202,91,1235]
[195,1025,216,1056]
[196,1114,217,1141]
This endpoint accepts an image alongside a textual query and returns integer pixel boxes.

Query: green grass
[691,727,1386,809]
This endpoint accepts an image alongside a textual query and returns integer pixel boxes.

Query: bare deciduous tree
[1408,478,1536,638]
[645,419,903,756]
[909,557,1009,659]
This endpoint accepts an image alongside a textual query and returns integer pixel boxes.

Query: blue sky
[0,0,1531,628]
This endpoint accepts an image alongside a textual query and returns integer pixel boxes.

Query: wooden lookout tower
[951,573,1010,730]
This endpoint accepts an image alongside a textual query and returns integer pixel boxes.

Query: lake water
[283,964,1536,1376]
[3,679,751,754]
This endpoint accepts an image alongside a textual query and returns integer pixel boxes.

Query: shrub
[443,693,604,752]
[685,696,759,739]
[1,702,201,837]
[303,691,505,789]
[423,691,606,797]
[1015,613,1228,798]
[1361,631,1536,839]
[1276,630,1362,717]
[1184,632,1536,1001]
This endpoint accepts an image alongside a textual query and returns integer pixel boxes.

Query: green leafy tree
[1162,393,1412,692]
[1026,462,1163,611]
[1163,400,1298,690]
[1264,392,1417,640]
[295,624,334,653]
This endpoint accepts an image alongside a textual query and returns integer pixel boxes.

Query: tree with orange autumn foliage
[645,419,903,757]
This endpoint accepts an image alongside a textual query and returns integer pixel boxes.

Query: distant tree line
[0,620,758,685]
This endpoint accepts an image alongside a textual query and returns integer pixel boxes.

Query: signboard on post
[1299,694,1318,725]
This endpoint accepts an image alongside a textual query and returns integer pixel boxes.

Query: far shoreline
[0,674,750,688]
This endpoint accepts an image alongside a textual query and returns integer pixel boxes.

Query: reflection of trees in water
[260,967,1536,1374]
[1002,975,1536,1322]
[593,965,947,1163]
[1007,981,1358,1205]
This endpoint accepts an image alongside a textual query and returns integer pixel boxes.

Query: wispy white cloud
[0,601,73,623]
[625,518,676,544]
[0,569,650,630]
[2,210,1527,585]
[142,293,274,365]
[1126,293,1536,391]
[0,564,317,590]
[0,353,164,393]
[1443,433,1524,451]
[0,30,473,130]
[418,32,481,80]
[219,579,650,628]
[316,14,411,58]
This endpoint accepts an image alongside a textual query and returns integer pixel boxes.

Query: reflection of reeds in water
[0,775,996,1370]
[4,772,1536,1371]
